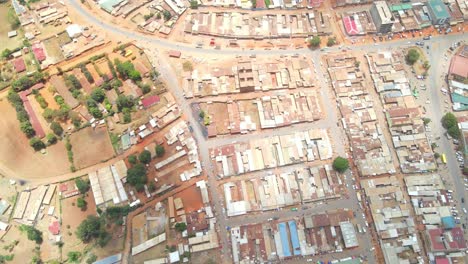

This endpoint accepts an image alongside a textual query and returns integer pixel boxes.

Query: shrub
[156,145,165,157]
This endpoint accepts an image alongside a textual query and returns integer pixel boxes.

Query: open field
[0,223,38,264]
[69,126,115,169]
[0,3,22,50]
[61,190,97,257]
[0,100,70,180]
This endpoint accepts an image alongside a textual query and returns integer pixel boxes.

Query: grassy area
[0,3,23,50]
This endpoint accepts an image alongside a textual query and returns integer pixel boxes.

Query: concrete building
[370,1,394,33]
[427,0,451,25]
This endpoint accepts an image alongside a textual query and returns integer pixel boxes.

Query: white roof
[66,24,82,38]
[169,252,180,263]
[0,221,8,231]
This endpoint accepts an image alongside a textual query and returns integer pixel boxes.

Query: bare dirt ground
[0,100,69,180]
[0,223,38,264]
[69,126,115,169]
[61,189,97,257]
[174,186,204,213]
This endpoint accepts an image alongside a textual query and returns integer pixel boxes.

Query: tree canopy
[20,225,43,244]
[309,36,321,48]
[115,60,141,82]
[405,49,420,65]
[127,163,147,188]
[175,222,187,232]
[75,178,90,194]
[156,145,165,157]
[29,137,45,151]
[76,216,102,243]
[332,156,349,173]
[50,121,63,136]
[139,150,152,164]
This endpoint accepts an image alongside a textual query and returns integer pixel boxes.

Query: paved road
[425,39,468,227]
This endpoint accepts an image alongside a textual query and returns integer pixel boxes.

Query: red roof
[435,258,449,264]
[32,43,46,62]
[13,58,26,73]
[168,50,181,58]
[19,90,46,138]
[449,54,468,78]
[255,0,265,8]
[59,183,68,192]
[428,228,467,252]
[48,221,60,235]
[141,95,160,108]
[343,16,359,36]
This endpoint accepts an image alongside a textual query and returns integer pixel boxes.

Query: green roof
[451,93,468,111]
[390,4,412,12]
[428,0,450,19]
[336,259,362,264]
[99,0,124,13]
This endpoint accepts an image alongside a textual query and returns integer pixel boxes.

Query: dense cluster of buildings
[361,176,423,264]
[343,0,468,36]
[448,45,468,111]
[182,57,315,98]
[184,11,332,39]
[200,91,322,137]
[326,54,396,176]
[230,209,357,262]
[223,165,343,216]
[211,128,332,177]
[366,51,436,173]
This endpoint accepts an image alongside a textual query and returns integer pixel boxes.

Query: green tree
[156,145,165,157]
[128,155,138,165]
[76,216,102,243]
[163,10,172,21]
[327,37,336,47]
[448,125,461,139]
[67,251,81,263]
[77,197,87,210]
[405,49,420,65]
[75,178,90,194]
[65,74,82,90]
[309,36,321,48]
[422,118,431,125]
[116,95,135,112]
[90,88,106,103]
[127,163,147,188]
[29,137,45,151]
[86,254,97,264]
[20,121,35,138]
[442,112,457,129]
[189,0,199,9]
[174,222,187,232]
[332,156,349,173]
[50,121,64,136]
[139,150,152,164]
[19,225,43,244]
[46,133,57,144]
[11,76,33,92]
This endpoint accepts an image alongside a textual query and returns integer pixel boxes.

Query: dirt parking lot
[0,100,69,180]
[69,126,115,169]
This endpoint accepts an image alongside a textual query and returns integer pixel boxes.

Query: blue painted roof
[93,253,122,264]
[278,223,291,257]
[288,221,301,256]
[441,216,455,229]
